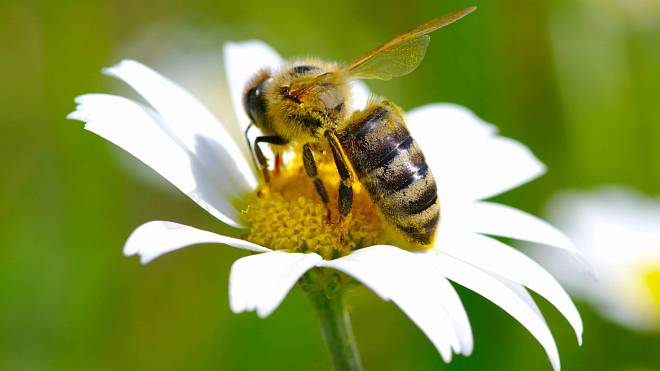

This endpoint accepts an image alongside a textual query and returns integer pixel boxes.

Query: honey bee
[243,6,476,246]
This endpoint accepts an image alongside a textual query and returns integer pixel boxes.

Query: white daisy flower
[68,40,582,370]
[534,187,660,331]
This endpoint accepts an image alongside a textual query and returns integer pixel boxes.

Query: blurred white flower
[68,40,581,369]
[534,187,660,331]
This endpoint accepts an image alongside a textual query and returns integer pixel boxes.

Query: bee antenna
[244,123,259,171]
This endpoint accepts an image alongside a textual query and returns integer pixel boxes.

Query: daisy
[534,187,660,331]
[68,40,582,370]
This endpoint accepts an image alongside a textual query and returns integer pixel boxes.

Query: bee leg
[324,130,353,218]
[254,135,288,182]
[302,143,331,221]
[254,142,270,182]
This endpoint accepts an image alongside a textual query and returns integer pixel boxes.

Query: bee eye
[243,75,269,127]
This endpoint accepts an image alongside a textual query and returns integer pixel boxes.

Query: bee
[243,6,476,246]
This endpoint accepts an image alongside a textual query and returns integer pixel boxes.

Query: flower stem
[307,285,363,371]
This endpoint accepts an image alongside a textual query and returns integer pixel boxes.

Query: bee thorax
[318,86,344,112]
[253,60,350,141]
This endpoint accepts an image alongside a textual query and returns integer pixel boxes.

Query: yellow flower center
[243,155,389,259]
[643,268,660,316]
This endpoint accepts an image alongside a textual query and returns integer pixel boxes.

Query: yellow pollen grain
[243,157,386,260]
[643,269,660,316]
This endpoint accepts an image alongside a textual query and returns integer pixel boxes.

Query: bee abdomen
[367,137,439,245]
[339,101,439,245]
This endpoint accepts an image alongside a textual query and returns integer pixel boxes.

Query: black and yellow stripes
[338,100,439,246]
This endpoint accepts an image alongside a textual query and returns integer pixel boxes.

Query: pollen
[643,269,660,316]
[243,155,388,260]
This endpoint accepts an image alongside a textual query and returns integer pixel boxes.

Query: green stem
[308,287,363,371]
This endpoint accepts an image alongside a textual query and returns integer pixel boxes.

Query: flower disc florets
[243,155,387,260]
[642,269,660,315]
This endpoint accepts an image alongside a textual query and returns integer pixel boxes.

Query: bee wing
[345,6,476,81]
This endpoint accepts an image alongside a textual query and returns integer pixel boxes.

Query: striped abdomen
[337,101,439,246]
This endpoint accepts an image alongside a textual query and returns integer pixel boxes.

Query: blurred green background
[2,0,659,370]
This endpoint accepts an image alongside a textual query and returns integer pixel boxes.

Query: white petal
[229,251,322,318]
[408,103,497,137]
[321,245,471,361]
[548,188,660,261]
[103,60,257,201]
[436,229,583,345]
[450,201,578,255]
[435,267,474,356]
[406,104,546,201]
[429,251,560,371]
[69,94,244,227]
[535,188,660,330]
[124,221,270,264]
[349,80,371,112]
[223,40,283,134]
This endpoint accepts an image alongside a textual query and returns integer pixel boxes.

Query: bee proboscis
[243,6,476,246]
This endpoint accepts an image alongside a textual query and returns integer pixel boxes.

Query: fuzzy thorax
[261,59,351,143]
[243,156,387,260]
